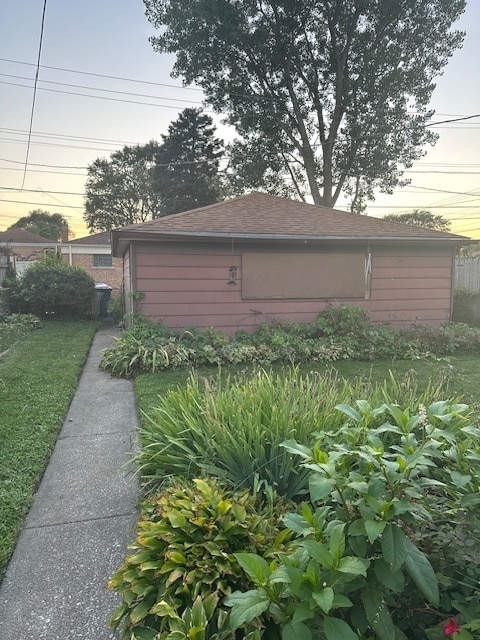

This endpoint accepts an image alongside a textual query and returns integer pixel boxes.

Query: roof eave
[112,229,470,256]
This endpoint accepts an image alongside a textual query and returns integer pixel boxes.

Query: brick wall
[67,254,123,293]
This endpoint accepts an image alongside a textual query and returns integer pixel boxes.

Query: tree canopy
[154,108,224,216]
[84,142,160,232]
[383,209,452,232]
[144,0,466,210]
[83,109,224,231]
[9,210,68,241]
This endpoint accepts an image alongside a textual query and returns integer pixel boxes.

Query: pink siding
[130,242,455,334]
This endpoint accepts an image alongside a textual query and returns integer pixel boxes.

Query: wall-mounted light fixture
[227,265,238,284]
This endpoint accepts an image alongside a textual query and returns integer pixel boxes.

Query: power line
[0,80,209,112]
[0,198,83,209]
[0,126,142,146]
[0,57,204,93]
[426,113,480,127]
[0,72,205,105]
[21,0,47,189]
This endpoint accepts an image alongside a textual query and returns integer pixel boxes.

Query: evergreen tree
[154,108,224,216]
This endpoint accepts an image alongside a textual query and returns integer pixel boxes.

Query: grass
[0,319,99,580]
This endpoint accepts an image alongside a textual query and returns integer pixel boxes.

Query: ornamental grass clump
[108,477,292,640]
[137,368,451,501]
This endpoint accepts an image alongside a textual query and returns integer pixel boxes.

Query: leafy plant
[101,306,480,378]
[5,252,95,318]
[108,477,292,640]
[226,399,480,639]
[136,368,451,501]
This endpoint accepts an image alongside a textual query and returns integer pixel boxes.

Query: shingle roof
[66,231,111,245]
[0,228,56,244]
[112,192,470,253]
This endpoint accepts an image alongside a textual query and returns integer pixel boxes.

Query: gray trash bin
[94,283,112,318]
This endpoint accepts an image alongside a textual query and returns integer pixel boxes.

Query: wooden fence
[455,256,480,292]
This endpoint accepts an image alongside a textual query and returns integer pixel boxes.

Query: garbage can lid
[94,283,112,290]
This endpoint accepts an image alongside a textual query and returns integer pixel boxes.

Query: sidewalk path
[0,327,139,640]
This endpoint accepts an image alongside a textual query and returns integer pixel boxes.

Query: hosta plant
[108,477,292,640]
[226,399,480,640]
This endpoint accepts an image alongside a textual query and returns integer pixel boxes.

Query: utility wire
[21,0,47,189]
[0,72,205,105]
[0,57,204,93]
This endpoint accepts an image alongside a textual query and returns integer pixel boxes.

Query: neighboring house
[60,231,123,295]
[111,192,471,334]
[0,228,59,276]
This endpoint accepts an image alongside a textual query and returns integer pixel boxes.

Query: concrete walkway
[0,327,139,640]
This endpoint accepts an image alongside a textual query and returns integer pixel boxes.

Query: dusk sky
[1,0,479,239]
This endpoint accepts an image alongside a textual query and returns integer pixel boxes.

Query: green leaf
[329,524,346,559]
[281,440,312,459]
[190,597,208,629]
[323,615,359,640]
[337,556,368,577]
[312,587,334,614]
[404,538,439,605]
[150,600,181,619]
[381,524,407,572]
[292,601,314,624]
[167,510,187,528]
[224,590,270,628]
[365,519,386,544]
[348,519,366,536]
[132,628,159,640]
[373,558,405,593]
[361,589,395,640]
[335,403,362,423]
[282,621,312,640]
[130,599,152,624]
[300,540,335,569]
[234,553,271,585]
[309,475,336,501]
[283,513,313,535]
[450,470,472,489]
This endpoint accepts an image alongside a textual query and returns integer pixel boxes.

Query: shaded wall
[129,241,455,334]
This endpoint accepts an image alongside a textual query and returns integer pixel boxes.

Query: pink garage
[111,192,470,335]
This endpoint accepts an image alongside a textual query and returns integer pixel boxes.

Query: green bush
[136,368,450,500]
[108,477,291,640]
[100,305,480,377]
[5,253,95,318]
[226,399,480,640]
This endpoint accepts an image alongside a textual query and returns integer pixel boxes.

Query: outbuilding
[111,192,470,334]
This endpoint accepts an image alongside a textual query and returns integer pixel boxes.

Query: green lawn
[134,355,480,424]
[0,319,99,580]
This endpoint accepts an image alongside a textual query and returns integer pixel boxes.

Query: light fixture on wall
[227,265,238,284]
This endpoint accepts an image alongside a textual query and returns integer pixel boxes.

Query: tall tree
[154,108,224,216]
[84,142,160,232]
[144,0,465,210]
[9,210,68,241]
[383,210,451,232]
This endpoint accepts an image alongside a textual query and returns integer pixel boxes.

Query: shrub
[226,399,480,640]
[136,368,451,500]
[5,253,95,318]
[100,305,480,378]
[108,477,292,640]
